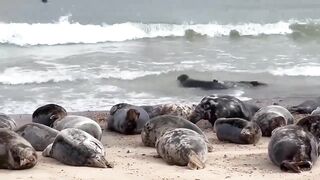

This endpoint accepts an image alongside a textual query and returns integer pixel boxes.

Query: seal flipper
[187,150,205,170]
[280,160,312,173]
[42,143,53,157]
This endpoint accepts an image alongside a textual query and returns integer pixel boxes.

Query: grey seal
[43,128,113,168]
[15,123,59,151]
[214,118,262,145]
[296,115,320,140]
[289,97,320,114]
[155,128,208,169]
[141,103,196,120]
[32,104,67,127]
[108,103,150,134]
[268,125,319,173]
[53,115,102,140]
[311,107,320,115]
[0,113,16,130]
[0,129,37,169]
[252,105,294,137]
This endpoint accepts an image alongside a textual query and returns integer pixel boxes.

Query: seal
[15,123,59,151]
[296,115,320,140]
[141,115,212,151]
[107,103,150,134]
[214,118,262,145]
[268,124,319,173]
[155,128,208,169]
[32,104,67,127]
[289,97,320,114]
[0,129,37,170]
[189,95,258,126]
[311,107,320,115]
[0,113,17,130]
[53,115,102,140]
[252,105,294,137]
[42,128,113,168]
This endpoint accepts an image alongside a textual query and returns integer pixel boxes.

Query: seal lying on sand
[0,113,17,130]
[53,115,102,140]
[214,118,262,145]
[156,128,208,169]
[189,95,258,126]
[289,97,320,114]
[296,115,320,140]
[177,74,267,90]
[108,103,150,134]
[0,129,37,169]
[268,124,319,173]
[32,104,67,127]
[16,123,59,151]
[252,105,294,137]
[141,115,212,151]
[43,128,113,168]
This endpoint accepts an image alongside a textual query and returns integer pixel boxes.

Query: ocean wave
[269,65,320,76]
[1,15,320,46]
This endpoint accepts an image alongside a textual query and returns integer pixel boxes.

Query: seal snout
[280,160,312,173]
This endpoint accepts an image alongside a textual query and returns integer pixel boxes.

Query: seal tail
[187,150,205,170]
[280,160,312,173]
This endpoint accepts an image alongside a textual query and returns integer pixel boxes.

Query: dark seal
[268,125,319,173]
[296,115,320,140]
[252,105,294,137]
[43,128,113,168]
[155,128,208,169]
[0,113,17,130]
[189,95,258,126]
[289,97,320,114]
[0,129,37,169]
[214,118,262,145]
[107,103,150,134]
[32,104,67,127]
[15,123,59,151]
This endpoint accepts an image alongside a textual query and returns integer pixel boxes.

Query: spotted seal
[53,115,102,140]
[268,124,319,173]
[189,95,258,126]
[15,123,59,151]
[155,128,208,169]
[32,104,67,127]
[0,113,16,130]
[107,103,150,134]
[214,118,262,145]
[0,129,37,169]
[43,128,113,168]
[252,105,294,137]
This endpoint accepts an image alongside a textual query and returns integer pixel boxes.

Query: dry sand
[1,106,320,180]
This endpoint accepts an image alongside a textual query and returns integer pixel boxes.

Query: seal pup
[296,115,320,140]
[53,115,102,140]
[155,128,208,169]
[289,97,320,114]
[0,129,37,169]
[15,123,59,151]
[0,113,17,130]
[141,103,196,120]
[43,128,113,168]
[214,118,262,145]
[189,95,258,126]
[268,125,319,173]
[252,105,294,137]
[141,115,212,151]
[32,104,67,127]
[108,103,150,134]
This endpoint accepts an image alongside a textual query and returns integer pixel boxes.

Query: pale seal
[0,129,37,169]
[141,103,196,120]
[252,105,294,137]
[0,113,16,130]
[42,128,112,168]
[155,128,208,169]
[15,123,59,151]
[214,118,262,145]
[32,104,67,127]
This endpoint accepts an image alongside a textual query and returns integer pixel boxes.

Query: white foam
[270,65,320,76]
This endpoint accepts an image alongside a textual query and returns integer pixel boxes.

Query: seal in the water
[15,123,59,151]
[189,95,258,126]
[0,129,37,169]
[155,128,208,169]
[214,118,262,145]
[43,128,113,168]
[53,115,102,140]
[296,115,320,140]
[141,115,212,151]
[289,97,320,114]
[0,113,17,130]
[252,105,294,137]
[107,103,150,134]
[268,125,319,173]
[311,107,320,115]
[32,104,67,127]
